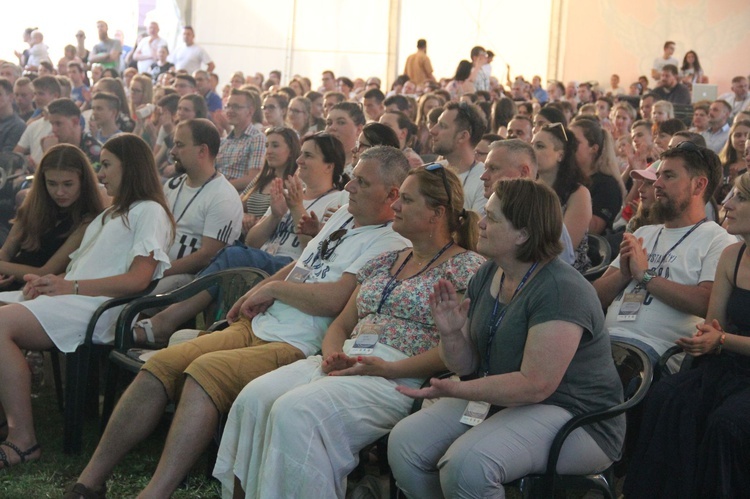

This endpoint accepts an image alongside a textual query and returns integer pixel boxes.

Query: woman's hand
[22,273,73,299]
[429,279,470,337]
[327,355,390,377]
[396,376,459,400]
[296,211,321,237]
[284,175,305,210]
[268,178,287,218]
[321,352,357,374]
[0,274,15,289]
[677,319,724,356]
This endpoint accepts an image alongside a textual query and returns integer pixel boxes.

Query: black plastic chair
[101,267,268,430]
[507,341,653,498]
[49,281,159,455]
[583,233,612,282]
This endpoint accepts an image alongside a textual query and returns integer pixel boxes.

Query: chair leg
[63,348,90,455]
[49,350,64,413]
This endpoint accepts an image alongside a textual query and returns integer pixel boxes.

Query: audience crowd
[0,25,749,498]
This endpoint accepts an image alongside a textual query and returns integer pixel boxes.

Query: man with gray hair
[479,139,575,264]
[70,145,412,499]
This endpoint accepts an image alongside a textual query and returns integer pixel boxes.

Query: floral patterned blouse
[353,249,484,358]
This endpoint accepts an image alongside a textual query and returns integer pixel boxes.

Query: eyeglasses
[320,228,348,260]
[353,140,371,154]
[261,105,278,111]
[474,149,489,160]
[424,162,453,208]
[289,108,306,115]
[542,122,568,142]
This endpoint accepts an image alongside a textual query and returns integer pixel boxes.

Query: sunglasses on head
[424,162,453,208]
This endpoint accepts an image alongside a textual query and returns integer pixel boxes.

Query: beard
[173,160,186,175]
[651,195,690,222]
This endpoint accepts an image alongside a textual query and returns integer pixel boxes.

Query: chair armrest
[83,280,160,344]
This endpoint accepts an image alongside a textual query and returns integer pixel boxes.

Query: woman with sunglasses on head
[624,171,750,498]
[0,134,174,469]
[388,178,623,498]
[131,132,347,347]
[532,123,593,272]
[213,163,483,498]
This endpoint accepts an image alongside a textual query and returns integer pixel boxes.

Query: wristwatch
[639,269,657,287]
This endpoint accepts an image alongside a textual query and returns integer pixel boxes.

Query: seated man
[42,98,100,166]
[593,143,736,369]
[67,146,411,499]
[156,118,243,292]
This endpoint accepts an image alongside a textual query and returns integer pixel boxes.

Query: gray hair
[359,145,410,189]
[489,138,538,175]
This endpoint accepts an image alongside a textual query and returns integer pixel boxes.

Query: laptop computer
[692,84,718,103]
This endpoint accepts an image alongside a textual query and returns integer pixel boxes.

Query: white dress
[0,201,172,352]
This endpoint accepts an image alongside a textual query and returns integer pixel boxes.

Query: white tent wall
[188,0,553,90]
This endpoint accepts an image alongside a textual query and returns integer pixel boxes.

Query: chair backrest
[583,233,612,281]
[610,341,653,409]
[209,268,269,324]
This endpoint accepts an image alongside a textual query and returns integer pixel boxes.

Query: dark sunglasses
[320,228,348,260]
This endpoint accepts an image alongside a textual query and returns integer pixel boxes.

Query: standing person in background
[131,22,165,75]
[171,26,215,75]
[652,41,679,81]
[403,39,434,87]
[89,21,122,71]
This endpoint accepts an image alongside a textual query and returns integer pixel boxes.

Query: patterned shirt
[216,123,266,180]
[353,249,484,358]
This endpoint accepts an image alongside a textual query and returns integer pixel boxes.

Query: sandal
[0,440,40,469]
[63,482,107,499]
[132,319,165,348]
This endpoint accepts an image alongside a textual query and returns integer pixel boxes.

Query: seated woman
[285,96,312,138]
[388,178,625,498]
[239,127,300,233]
[624,172,750,498]
[379,110,424,168]
[262,94,287,129]
[0,134,175,468]
[213,164,483,498]
[132,132,347,347]
[0,145,104,291]
[569,116,627,234]
[533,123,593,271]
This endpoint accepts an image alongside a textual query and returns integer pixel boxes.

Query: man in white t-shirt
[157,119,242,293]
[431,101,487,214]
[131,22,166,74]
[651,40,679,81]
[593,143,736,369]
[171,26,215,75]
[71,146,412,498]
[13,76,60,167]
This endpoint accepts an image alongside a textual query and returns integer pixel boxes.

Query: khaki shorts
[142,317,305,412]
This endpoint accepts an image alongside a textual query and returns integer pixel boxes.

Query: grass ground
[0,357,220,499]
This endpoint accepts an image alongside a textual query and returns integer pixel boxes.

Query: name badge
[617,292,645,321]
[286,266,311,283]
[460,401,491,426]
[265,240,281,256]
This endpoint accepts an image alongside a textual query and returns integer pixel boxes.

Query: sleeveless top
[726,243,750,334]
[7,215,75,291]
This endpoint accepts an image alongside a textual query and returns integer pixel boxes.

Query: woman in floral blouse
[213,164,484,498]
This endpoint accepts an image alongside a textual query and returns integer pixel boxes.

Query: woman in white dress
[0,134,175,469]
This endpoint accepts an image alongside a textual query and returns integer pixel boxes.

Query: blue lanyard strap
[482,261,539,377]
[377,241,454,314]
[634,218,707,290]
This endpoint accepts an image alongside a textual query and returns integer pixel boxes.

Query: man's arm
[592,265,630,310]
[163,236,226,276]
[261,272,358,317]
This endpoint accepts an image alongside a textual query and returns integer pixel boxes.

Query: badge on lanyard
[286,266,311,283]
[460,400,491,426]
[265,240,281,256]
[349,324,383,355]
[617,291,645,321]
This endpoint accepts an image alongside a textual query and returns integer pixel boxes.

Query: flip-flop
[63,482,107,499]
[0,440,40,469]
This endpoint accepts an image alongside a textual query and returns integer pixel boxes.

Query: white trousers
[213,354,420,499]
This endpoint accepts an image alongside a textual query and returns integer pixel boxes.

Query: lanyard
[377,241,454,314]
[461,161,478,187]
[635,218,707,290]
[171,171,218,224]
[482,261,539,377]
